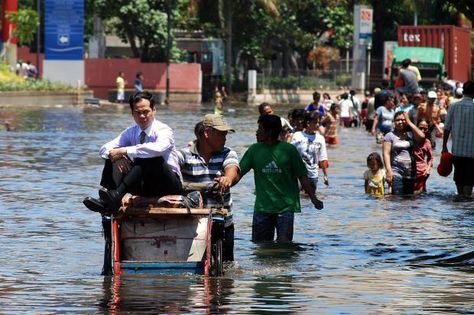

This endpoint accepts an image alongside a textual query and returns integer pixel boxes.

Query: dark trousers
[100,157,182,197]
[224,224,234,262]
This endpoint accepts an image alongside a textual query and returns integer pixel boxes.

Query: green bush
[0,79,75,91]
[0,64,75,91]
[258,74,337,90]
[335,73,351,87]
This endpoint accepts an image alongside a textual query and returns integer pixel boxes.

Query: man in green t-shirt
[239,114,324,242]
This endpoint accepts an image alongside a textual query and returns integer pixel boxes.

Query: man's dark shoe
[83,196,108,214]
[99,188,122,212]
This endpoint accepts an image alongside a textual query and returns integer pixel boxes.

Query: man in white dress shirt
[83,91,182,214]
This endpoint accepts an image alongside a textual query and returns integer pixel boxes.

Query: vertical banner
[44,0,83,60]
[358,7,373,45]
[383,41,398,77]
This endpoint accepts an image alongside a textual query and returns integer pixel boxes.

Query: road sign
[358,8,373,45]
[44,0,84,60]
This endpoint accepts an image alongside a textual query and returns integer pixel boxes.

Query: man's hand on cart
[214,175,232,192]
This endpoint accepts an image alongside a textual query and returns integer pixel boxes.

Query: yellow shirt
[364,169,386,197]
[116,76,125,92]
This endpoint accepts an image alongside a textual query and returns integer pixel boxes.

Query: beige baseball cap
[202,114,235,132]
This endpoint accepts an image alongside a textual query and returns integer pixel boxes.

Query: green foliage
[335,73,351,87]
[0,65,73,91]
[87,0,185,62]
[5,9,39,45]
[0,79,74,92]
[259,75,336,90]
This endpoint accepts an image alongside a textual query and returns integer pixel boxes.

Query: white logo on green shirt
[262,161,281,173]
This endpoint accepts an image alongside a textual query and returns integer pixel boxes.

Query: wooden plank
[122,207,212,215]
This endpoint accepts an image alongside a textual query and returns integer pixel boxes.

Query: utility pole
[165,1,171,104]
[36,0,41,78]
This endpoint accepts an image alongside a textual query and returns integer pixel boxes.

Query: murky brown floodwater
[1,103,473,314]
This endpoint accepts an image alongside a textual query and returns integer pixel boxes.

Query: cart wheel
[212,239,224,276]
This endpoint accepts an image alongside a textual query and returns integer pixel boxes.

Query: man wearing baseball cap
[178,114,239,262]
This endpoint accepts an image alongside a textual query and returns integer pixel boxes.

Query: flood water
[1,103,473,314]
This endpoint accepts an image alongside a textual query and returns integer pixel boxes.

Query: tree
[444,0,473,24]
[6,9,40,46]
[87,0,185,62]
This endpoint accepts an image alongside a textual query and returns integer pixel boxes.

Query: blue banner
[44,0,84,60]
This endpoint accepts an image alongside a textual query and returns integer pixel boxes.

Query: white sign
[359,8,373,45]
[383,41,398,77]
[402,33,421,42]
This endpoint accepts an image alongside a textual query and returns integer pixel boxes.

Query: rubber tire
[212,238,224,276]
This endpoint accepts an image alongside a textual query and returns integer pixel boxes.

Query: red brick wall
[17,48,201,99]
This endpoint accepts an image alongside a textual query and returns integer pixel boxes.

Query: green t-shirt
[239,141,308,214]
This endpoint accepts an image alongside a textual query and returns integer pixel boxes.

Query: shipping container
[397,25,472,82]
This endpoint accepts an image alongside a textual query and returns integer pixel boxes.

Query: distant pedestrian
[383,111,425,195]
[26,61,38,79]
[321,93,333,112]
[116,72,126,103]
[321,103,340,145]
[291,111,329,192]
[413,119,433,194]
[305,91,325,117]
[339,93,355,127]
[442,81,474,200]
[371,93,395,144]
[395,59,420,97]
[364,152,386,197]
[214,86,226,115]
[134,72,144,92]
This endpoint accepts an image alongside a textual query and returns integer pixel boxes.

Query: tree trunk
[223,0,233,93]
[125,28,140,59]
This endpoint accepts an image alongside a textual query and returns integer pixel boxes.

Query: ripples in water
[1,104,473,313]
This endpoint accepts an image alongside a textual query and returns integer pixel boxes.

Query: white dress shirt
[99,119,182,177]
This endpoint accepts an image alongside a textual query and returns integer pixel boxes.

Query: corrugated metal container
[397,25,472,82]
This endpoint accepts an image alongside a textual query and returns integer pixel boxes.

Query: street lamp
[366,43,372,89]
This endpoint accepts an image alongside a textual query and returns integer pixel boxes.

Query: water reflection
[98,274,236,314]
[0,104,473,313]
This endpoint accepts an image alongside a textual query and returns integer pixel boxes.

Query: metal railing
[256,59,385,91]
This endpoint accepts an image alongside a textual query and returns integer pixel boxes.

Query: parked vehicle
[390,46,445,89]
[397,25,472,82]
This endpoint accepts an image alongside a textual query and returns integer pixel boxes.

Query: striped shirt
[444,97,474,158]
[177,141,239,226]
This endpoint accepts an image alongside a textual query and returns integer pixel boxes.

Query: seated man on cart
[178,114,240,262]
[83,91,182,214]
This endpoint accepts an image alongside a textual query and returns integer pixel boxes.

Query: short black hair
[194,121,205,138]
[463,81,474,95]
[129,91,155,111]
[303,111,320,127]
[290,108,306,120]
[258,102,272,115]
[258,114,282,140]
[313,91,321,102]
